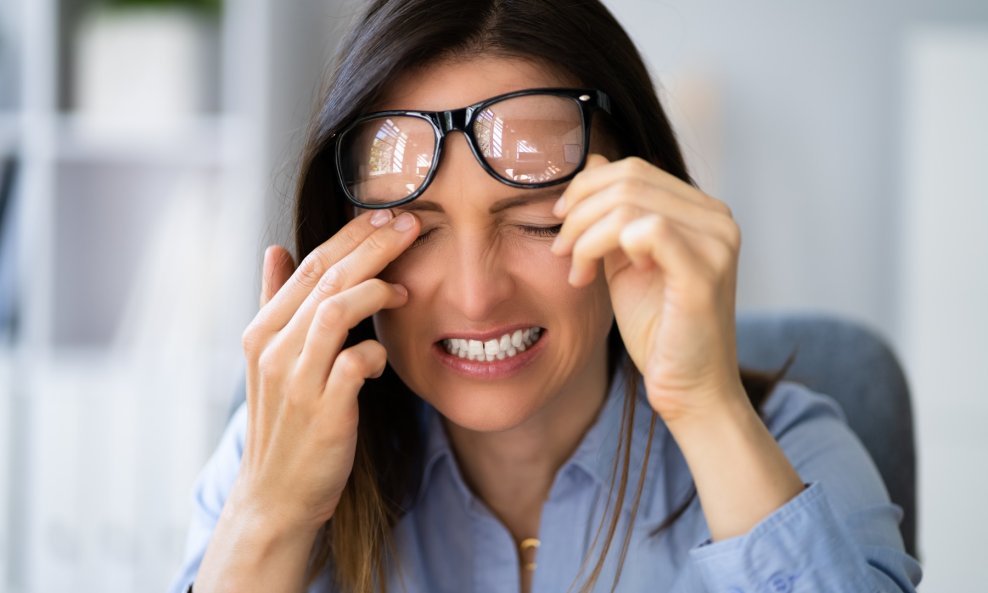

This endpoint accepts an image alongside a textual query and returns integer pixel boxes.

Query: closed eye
[410,224,562,248]
[520,224,562,238]
[410,228,436,248]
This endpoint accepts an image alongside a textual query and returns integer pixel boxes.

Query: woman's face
[371,56,619,432]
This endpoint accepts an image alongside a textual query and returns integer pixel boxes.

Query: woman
[170,1,921,592]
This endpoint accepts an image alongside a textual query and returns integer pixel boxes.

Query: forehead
[373,56,581,112]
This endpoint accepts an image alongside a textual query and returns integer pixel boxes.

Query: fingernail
[393,212,416,232]
[550,236,562,253]
[552,196,566,216]
[370,209,393,227]
[393,283,408,297]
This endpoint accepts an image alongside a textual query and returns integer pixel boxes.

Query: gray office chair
[736,311,917,558]
[226,311,918,557]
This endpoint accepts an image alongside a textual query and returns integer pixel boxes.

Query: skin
[193,56,804,593]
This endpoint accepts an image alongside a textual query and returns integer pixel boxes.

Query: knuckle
[334,223,362,246]
[716,200,734,218]
[316,297,347,329]
[257,348,285,381]
[623,156,650,176]
[368,341,387,364]
[363,231,390,253]
[723,221,742,250]
[334,349,367,380]
[296,251,331,289]
[317,266,344,296]
[241,325,263,357]
[711,238,739,271]
[367,345,388,375]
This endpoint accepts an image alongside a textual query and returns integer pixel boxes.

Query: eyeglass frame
[330,87,615,210]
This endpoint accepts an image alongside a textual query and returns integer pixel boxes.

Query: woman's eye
[521,224,563,238]
[410,228,435,248]
[410,224,561,248]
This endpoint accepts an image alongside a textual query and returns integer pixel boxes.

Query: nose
[443,233,515,322]
[429,134,515,322]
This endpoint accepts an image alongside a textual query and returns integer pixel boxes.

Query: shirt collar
[563,358,672,514]
[412,356,674,518]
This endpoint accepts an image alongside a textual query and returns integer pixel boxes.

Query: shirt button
[766,571,797,593]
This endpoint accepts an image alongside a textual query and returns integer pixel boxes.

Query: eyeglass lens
[338,94,585,206]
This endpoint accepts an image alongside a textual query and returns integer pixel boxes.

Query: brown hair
[290,1,788,591]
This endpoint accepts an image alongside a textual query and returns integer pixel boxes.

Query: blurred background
[0,0,985,591]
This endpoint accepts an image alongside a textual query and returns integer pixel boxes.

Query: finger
[322,339,389,414]
[295,279,408,390]
[553,154,716,220]
[252,208,399,333]
[567,205,643,286]
[260,245,296,308]
[618,214,728,298]
[551,177,729,257]
[275,211,419,356]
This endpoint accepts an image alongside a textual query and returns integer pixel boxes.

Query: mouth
[438,326,544,362]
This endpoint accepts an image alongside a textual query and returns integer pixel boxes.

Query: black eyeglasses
[332,87,614,209]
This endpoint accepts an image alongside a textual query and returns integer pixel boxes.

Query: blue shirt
[168,364,922,593]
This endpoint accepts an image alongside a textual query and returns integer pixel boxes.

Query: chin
[423,383,548,433]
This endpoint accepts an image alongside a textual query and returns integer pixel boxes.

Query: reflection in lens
[339,116,436,205]
[474,94,584,184]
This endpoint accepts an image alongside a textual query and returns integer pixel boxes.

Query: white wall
[899,27,988,593]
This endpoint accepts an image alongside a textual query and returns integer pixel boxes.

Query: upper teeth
[442,327,542,361]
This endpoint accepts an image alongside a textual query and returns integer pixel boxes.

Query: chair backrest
[736,311,917,557]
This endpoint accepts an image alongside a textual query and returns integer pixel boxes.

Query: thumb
[260,245,296,309]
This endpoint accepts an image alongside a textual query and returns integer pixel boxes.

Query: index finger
[553,154,709,217]
[255,209,395,331]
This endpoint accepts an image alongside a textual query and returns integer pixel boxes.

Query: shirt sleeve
[165,402,249,593]
[687,383,922,593]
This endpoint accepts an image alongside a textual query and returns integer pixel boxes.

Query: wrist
[195,484,325,593]
[660,384,804,540]
[651,377,754,432]
[224,480,328,544]
[668,391,759,454]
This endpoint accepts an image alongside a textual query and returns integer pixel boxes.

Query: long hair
[290,1,788,591]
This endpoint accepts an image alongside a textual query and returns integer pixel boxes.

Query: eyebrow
[398,187,564,214]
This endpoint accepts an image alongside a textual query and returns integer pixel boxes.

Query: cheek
[375,247,436,297]
[508,243,613,346]
[371,250,437,352]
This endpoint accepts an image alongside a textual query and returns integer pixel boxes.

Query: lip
[432,328,547,380]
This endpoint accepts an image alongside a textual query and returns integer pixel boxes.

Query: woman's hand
[234,209,420,533]
[551,154,805,542]
[550,154,746,424]
[195,209,421,593]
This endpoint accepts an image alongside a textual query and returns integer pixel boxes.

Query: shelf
[50,112,243,167]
